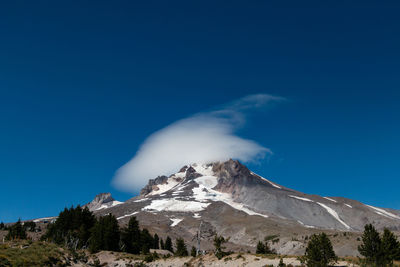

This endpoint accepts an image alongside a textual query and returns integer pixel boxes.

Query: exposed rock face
[86,159,400,257]
[140,175,169,196]
[84,193,122,211]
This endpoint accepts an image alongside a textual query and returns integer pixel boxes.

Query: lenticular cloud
[113,94,283,192]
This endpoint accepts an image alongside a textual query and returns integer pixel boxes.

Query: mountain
[84,192,123,211]
[90,159,400,256]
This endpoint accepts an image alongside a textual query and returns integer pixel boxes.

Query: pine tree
[121,216,141,254]
[23,221,36,232]
[42,205,96,249]
[303,233,337,267]
[213,234,229,259]
[5,219,27,240]
[89,214,120,253]
[153,233,160,249]
[140,229,154,254]
[174,238,188,256]
[191,246,197,257]
[278,258,286,267]
[381,228,400,265]
[160,238,165,250]
[358,224,383,266]
[0,222,4,230]
[165,236,173,252]
[256,241,265,254]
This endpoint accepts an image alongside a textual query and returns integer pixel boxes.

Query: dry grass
[0,240,68,266]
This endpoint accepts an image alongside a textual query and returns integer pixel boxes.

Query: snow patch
[192,164,214,176]
[289,195,314,202]
[170,218,183,227]
[297,220,315,228]
[148,178,180,196]
[117,212,139,220]
[33,217,57,223]
[251,172,282,189]
[95,200,123,210]
[173,171,187,178]
[142,198,210,212]
[317,202,351,230]
[366,205,400,220]
[193,213,201,218]
[193,175,269,218]
[344,204,352,208]
[323,197,337,203]
[134,198,149,202]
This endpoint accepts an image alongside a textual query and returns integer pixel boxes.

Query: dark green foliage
[42,205,96,249]
[256,241,266,254]
[153,233,159,249]
[165,236,173,252]
[174,238,188,256]
[0,255,11,267]
[140,229,154,254]
[0,222,5,230]
[144,252,159,262]
[278,258,286,267]
[121,216,141,254]
[160,238,165,250]
[358,224,384,266]
[381,228,400,264]
[89,214,120,253]
[358,224,400,266]
[5,219,27,240]
[24,221,36,232]
[256,238,274,254]
[213,234,230,259]
[303,233,337,267]
[191,246,197,257]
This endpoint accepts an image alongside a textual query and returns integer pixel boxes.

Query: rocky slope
[90,159,400,256]
[84,192,123,211]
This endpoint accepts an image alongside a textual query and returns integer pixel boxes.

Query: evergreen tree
[24,221,36,232]
[174,238,188,256]
[153,233,160,249]
[140,229,154,254]
[0,222,4,230]
[278,258,286,267]
[213,234,229,259]
[303,233,337,267]
[358,224,384,266]
[165,236,173,252]
[256,241,266,254]
[42,205,96,249]
[89,214,120,253]
[381,228,400,265]
[121,216,141,254]
[160,238,165,250]
[191,246,197,257]
[5,219,27,240]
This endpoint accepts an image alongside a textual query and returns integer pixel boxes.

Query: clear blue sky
[1,1,399,222]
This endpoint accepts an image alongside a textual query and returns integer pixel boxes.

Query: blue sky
[1,1,399,222]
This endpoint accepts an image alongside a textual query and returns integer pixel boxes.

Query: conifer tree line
[39,206,178,254]
[5,206,400,265]
[2,219,38,241]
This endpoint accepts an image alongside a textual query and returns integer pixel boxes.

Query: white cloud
[112,94,284,192]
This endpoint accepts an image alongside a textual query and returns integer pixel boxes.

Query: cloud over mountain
[112,94,284,192]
